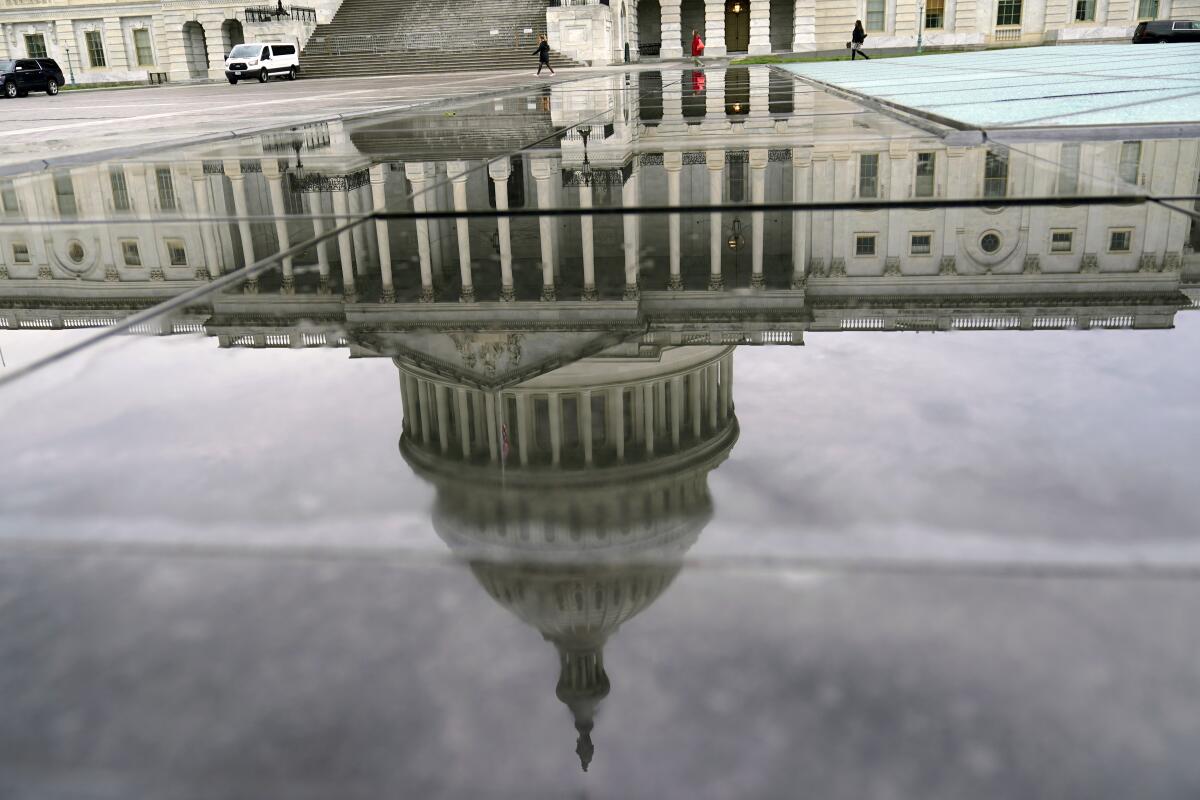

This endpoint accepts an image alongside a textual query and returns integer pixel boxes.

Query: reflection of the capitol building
[1,70,1197,313]
[397,343,737,770]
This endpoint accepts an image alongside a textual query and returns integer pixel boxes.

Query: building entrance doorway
[182,21,209,78]
[725,0,750,52]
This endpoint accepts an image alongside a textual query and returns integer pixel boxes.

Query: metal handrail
[306,27,543,55]
[244,5,317,23]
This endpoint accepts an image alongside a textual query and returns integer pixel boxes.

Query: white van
[224,42,299,84]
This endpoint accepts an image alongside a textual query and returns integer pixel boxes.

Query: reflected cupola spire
[555,645,610,771]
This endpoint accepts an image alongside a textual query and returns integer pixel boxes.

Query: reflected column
[665,151,683,290]
[264,161,295,294]
[311,193,333,294]
[370,164,396,303]
[447,160,476,303]
[749,148,767,289]
[188,164,222,280]
[332,182,357,300]
[580,182,597,300]
[489,159,516,302]
[622,164,640,299]
[404,162,436,303]
[707,149,725,291]
[791,150,811,289]
[224,160,259,293]
[532,157,558,301]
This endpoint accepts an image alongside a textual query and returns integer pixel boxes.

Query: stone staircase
[300,0,584,77]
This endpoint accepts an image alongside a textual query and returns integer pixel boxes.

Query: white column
[348,183,369,278]
[264,163,295,294]
[749,65,771,124]
[457,388,471,460]
[704,0,728,55]
[489,159,515,302]
[332,187,356,299]
[792,151,811,289]
[419,381,433,445]
[750,148,767,288]
[446,160,475,303]
[485,392,499,463]
[643,383,655,456]
[548,392,562,466]
[225,161,258,293]
[404,162,435,303]
[532,158,557,301]
[312,198,333,295]
[515,393,530,466]
[580,390,594,466]
[690,372,702,438]
[720,354,733,420]
[662,69,684,127]
[661,0,684,58]
[609,387,625,461]
[665,151,684,290]
[670,376,683,449]
[792,0,816,51]
[189,167,221,279]
[435,384,450,455]
[707,150,725,290]
[580,183,597,300]
[370,164,395,303]
[622,166,640,298]
[703,68,726,130]
[707,365,719,430]
[748,0,772,54]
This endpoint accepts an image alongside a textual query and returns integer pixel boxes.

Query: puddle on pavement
[2,67,1200,796]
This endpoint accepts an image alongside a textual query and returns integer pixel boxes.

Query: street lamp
[64,46,76,84]
[917,0,925,53]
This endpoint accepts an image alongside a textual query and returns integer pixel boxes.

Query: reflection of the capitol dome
[398,343,738,770]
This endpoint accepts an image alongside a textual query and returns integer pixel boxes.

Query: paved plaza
[1,53,1200,799]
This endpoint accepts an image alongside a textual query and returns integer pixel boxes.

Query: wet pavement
[2,65,1200,798]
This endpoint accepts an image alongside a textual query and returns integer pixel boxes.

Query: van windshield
[228,45,263,58]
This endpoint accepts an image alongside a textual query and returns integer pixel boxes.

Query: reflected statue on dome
[397,341,739,771]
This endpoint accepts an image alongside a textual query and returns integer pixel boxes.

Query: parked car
[0,58,65,98]
[1133,19,1200,42]
[224,42,299,84]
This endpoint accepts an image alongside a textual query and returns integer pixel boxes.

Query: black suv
[1133,19,1200,42]
[0,58,65,98]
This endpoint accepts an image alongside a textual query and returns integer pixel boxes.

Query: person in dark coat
[850,20,870,59]
[534,34,555,75]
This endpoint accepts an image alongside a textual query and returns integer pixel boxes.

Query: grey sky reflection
[3,316,1200,560]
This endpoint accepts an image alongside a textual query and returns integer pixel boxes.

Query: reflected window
[121,239,141,266]
[866,0,885,30]
[53,173,77,217]
[109,167,131,212]
[910,233,932,255]
[134,28,154,66]
[914,152,935,197]
[1057,143,1080,195]
[855,234,877,256]
[12,242,30,264]
[1108,229,1132,253]
[0,180,18,215]
[85,30,106,68]
[1074,0,1095,20]
[925,0,945,27]
[24,34,47,59]
[1050,230,1074,253]
[1137,0,1157,17]
[858,153,879,199]
[1118,141,1141,186]
[983,150,1008,198]
[165,238,187,266]
[156,167,177,211]
[996,0,1022,25]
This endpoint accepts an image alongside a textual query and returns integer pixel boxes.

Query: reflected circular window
[67,241,85,264]
[979,232,1001,254]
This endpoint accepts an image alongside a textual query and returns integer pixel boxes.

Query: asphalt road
[0,68,587,175]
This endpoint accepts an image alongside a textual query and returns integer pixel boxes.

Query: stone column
[690,372,702,437]
[532,158,557,301]
[609,386,625,461]
[311,196,333,294]
[643,383,655,456]
[662,69,684,126]
[515,393,530,466]
[549,392,563,466]
[446,161,475,303]
[792,0,816,50]
[189,167,221,279]
[703,68,725,128]
[707,150,725,290]
[435,385,450,455]
[622,166,640,298]
[485,393,499,463]
[264,162,295,294]
[348,183,369,278]
[749,66,770,125]
[404,162,435,302]
[370,164,395,302]
[661,0,684,58]
[489,159,515,302]
[670,376,683,449]
[791,150,811,289]
[749,148,767,288]
[457,388,472,460]
[224,161,258,292]
[580,389,594,465]
[703,0,728,55]
[748,0,772,53]
[580,183,598,300]
[706,364,719,430]
[202,16,227,81]
[665,151,684,290]
[419,381,433,445]
[720,353,733,419]
[331,187,356,300]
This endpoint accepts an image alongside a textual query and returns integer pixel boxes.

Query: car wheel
[46,79,58,96]
[258,68,268,83]
[2,81,15,99]
[228,75,238,85]
[287,67,296,81]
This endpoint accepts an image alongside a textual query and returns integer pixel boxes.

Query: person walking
[691,29,705,67]
[534,34,555,75]
[849,20,870,59]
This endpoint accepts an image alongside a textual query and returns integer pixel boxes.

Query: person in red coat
[691,30,704,66]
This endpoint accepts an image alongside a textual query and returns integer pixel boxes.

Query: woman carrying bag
[848,20,870,60]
